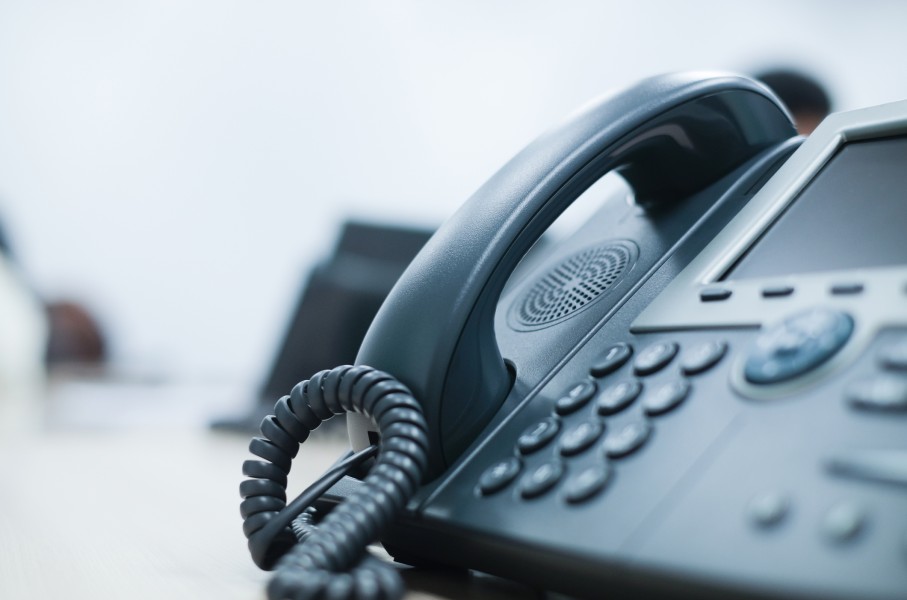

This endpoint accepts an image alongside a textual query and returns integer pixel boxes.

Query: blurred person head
[755,68,832,135]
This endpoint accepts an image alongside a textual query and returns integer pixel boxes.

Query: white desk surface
[0,377,537,600]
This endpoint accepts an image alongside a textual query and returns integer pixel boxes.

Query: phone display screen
[726,135,907,279]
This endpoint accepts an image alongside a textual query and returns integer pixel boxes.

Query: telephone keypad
[558,420,605,457]
[478,458,522,496]
[520,461,566,499]
[589,343,633,377]
[633,341,679,376]
[602,421,652,459]
[517,417,561,455]
[643,380,692,417]
[595,380,643,416]
[555,380,598,415]
[564,464,613,504]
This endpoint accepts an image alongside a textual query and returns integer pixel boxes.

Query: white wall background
[0,1,905,386]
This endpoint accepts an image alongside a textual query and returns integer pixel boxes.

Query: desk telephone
[240,72,907,599]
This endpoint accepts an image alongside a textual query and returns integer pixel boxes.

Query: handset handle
[355,72,795,478]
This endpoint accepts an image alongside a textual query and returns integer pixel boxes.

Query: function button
[590,343,633,378]
[596,380,643,416]
[643,380,691,416]
[564,464,612,504]
[744,308,853,385]
[846,376,907,412]
[830,283,864,295]
[879,338,907,372]
[827,450,907,487]
[555,381,598,416]
[602,421,652,459]
[519,461,565,499]
[700,286,732,302]
[747,492,790,528]
[558,420,605,457]
[762,285,794,298]
[478,458,522,496]
[821,502,866,543]
[517,418,561,455]
[681,341,728,376]
[633,341,679,376]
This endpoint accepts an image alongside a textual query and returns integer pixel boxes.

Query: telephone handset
[241,72,907,599]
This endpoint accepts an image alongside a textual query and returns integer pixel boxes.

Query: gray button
[744,308,853,385]
[762,285,794,298]
[747,492,790,528]
[590,343,633,378]
[564,464,612,504]
[643,380,691,416]
[822,502,866,543]
[827,450,907,487]
[681,341,728,376]
[596,380,643,416]
[517,418,561,455]
[478,458,521,496]
[602,421,651,459]
[830,283,864,295]
[879,338,907,372]
[558,420,604,457]
[555,380,598,415]
[520,461,565,499]
[634,341,679,376]
[700,286,732,302]
[846,376,907,412]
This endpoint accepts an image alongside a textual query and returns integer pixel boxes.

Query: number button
[590,343,633,377]
[520,461,565,499]
[517,418,561,455]
[477,458,522,496]
[634,341,679,376]
[555,381,598,415]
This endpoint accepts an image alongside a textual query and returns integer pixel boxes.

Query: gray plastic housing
[347,85,907,599]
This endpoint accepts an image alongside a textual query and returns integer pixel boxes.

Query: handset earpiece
[351,72,795,479]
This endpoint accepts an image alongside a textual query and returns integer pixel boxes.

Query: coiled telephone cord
[239,365,429,600]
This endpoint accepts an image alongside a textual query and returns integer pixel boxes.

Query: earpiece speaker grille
[512,241,637,329]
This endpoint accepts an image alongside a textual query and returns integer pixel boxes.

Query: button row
[747,492,870,545]
[551,378,693,422]
[590,339,728,380]
[699,282,874,302]
[518,416,653,460]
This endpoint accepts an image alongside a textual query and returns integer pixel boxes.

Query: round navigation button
[744,308,854,385]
